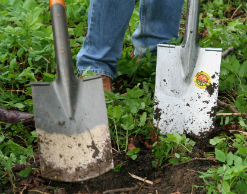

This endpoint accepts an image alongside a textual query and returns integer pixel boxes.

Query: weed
[152,132,195,167]
[197,134,247,193]
[0,122,36,184]
[126,148,140,160]
[106,83,153,152]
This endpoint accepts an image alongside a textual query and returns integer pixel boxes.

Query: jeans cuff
[77,69,115,80]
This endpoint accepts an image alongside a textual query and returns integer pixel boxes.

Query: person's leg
[132,0,185,57]
[77,0,135,80]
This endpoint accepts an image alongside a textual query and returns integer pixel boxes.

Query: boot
[79,75,113,92]
[101,75,113,93]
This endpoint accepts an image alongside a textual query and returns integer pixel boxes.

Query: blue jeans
[77,0,185,79]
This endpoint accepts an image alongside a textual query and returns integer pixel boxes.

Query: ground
[1,126,222,194]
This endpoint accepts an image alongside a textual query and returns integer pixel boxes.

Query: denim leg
[77,0,135,79]
[132,0,185,57]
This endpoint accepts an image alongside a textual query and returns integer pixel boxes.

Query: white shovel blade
[154,44,222,136]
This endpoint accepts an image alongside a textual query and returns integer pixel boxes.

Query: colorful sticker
[194,72,211,89]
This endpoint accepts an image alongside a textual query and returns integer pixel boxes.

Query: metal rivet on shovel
[153,0,222,137]
[30,0,113,182]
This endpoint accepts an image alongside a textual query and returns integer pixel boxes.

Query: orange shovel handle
[49,0,65,9]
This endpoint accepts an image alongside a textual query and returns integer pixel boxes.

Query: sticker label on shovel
[194,72,211,89]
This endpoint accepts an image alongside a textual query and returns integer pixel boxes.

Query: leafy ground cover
[0,0,247,193]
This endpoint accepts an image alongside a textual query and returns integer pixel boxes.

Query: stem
[219,165,226,194]
[113,120,120,151]
[180,143,192,153]
[0,87,12,99]
[231,4,242,20]
[128,25,132,37]
[125,129,129,153]
[229,176,237,189]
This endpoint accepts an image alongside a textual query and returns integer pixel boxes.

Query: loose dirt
[1,129,222,194]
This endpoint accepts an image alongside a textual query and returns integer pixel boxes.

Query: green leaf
[226,152,233,166]
[232,59,240,74]
[131,106,138,114]
[215,148,226,163]
[169,158,179,164]
[222,180,230,193]
[31,131,37,138]
[0,135,5,143]
[225,116,230,125]
[20,155,27,165]
[120,124,128,131]
[239,61,247,77]
[181,156,190,162]
[32,31,46,39]
[175,153,180,158]
[28,58,33,66]
[112,106,122,121]
[131,155,137,160]
[133,148,140,154]
[43,73,56,79]
[26,87,32,96]
[74,22,84,37]
[113,164,122,172]
[17,48,24,58]
[24,99,33,106]
[234,156,242,166]
[164,133,177,142]
[236,179,247,193]
[126,86,144,98]
[23,0,36,10]
[24,147,33,158]
[18,167,32,178]
[126,150,133,156]
[210,137,225,145]
[13,103,25,109]
[29,23,43,31]
[6,157,12,170]
[122,114,134,130]
[139,112,147,127]
[173,132,182,143]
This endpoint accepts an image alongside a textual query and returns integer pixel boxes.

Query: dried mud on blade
[30,0,113,182]
[153,0,222,137]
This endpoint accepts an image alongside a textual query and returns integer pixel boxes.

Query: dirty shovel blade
[153,0,222,137]
[30,0,113,182]
[154,45,222,136]
[31,76,113,182]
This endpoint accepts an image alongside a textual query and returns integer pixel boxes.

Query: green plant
[0,0,90,112]
[152,132,195,167]
[126,148,140,160]
[197,134,247,193]
[118,47,157,85]
[0,122,36,184]
[113,162,126,173]
[106,83,154,152]
[199,0,247,129]
[209,133,246,154]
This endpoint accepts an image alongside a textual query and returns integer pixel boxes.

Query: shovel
[153,0,222,137]
[30,0,113,182]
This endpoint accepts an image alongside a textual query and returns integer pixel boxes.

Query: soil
[1,126,222,194]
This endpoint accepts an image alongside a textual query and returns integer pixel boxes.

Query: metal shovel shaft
[49,0,78,119]
[181,0,200,78]
[50,0,75,81]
